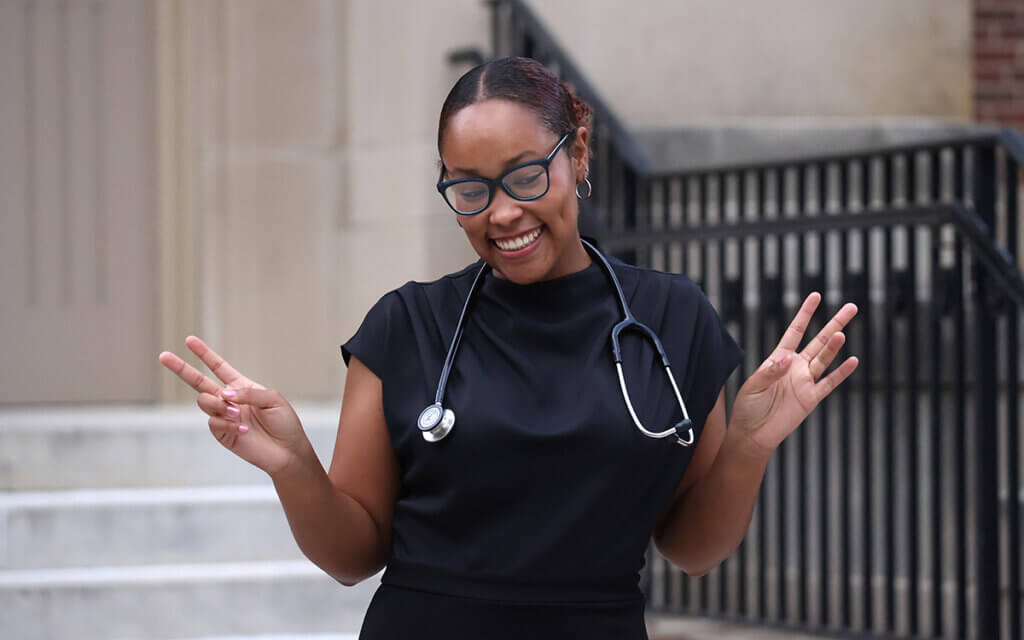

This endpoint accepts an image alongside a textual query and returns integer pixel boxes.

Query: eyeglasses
[437,133,572,215]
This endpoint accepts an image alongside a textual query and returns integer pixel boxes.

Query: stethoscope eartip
[673,418,695,447]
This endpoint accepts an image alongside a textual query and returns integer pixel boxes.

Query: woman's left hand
[729,292,860,455]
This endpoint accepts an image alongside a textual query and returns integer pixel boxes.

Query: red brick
[978,9,1018,21]
[978,50,1017,62]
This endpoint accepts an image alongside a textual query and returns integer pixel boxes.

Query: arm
[272,355,400,586]
[652,389,770,576]
[653,292,860,576]
[158,338,398,587]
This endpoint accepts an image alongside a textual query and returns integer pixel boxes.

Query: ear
[570,126,590,182]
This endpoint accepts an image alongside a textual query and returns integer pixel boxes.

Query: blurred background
[2,0,1022,639]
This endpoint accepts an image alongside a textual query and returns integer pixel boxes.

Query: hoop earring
[576,177,593,200]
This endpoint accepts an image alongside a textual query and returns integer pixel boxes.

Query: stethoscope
[416,239,695,446]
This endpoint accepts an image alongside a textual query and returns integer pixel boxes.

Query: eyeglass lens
[443,163,549,214]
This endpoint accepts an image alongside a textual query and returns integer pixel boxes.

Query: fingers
[158,350,221,396]
[220,385,280,409]
[808,331,846,380]
[801,302,858,363]
[814,356,860,403]
[743,352,796,395]
[776,292,822,353]
[197,392,240,420]
[208,416,248,447]
[186,336,244,385]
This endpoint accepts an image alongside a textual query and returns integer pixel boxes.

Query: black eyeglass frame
[436,132,573,216]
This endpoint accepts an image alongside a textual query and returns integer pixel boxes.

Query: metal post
[973,144,1000,640]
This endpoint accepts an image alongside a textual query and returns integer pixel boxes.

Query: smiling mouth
[492,226,543,252]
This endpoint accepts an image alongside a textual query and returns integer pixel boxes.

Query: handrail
[952,203,1024,307]
[502,0,653,173]
[999,128,1024,167]
[593,203,1024,308]
[644,130,1003,179]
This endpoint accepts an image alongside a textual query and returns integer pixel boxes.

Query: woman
[159,57,859,639]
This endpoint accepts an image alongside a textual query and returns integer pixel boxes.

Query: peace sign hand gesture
[158,336,309,476]
[730,293,860,455]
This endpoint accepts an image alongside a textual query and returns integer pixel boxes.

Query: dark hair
[437,57,594,162]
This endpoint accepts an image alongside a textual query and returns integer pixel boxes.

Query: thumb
[745,353,794,393]
[221,385,280,408]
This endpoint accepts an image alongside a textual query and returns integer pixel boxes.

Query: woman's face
[439,99,591,284]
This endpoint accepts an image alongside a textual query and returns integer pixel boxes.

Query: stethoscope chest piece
[418,402,455,442]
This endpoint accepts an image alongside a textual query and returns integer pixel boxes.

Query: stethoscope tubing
[418,239,695,446]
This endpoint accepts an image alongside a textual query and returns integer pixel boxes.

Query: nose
[487,188,524,227]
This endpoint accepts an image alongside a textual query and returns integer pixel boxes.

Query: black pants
[358,583,649,639]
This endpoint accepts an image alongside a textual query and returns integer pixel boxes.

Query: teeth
[494,227,542,251]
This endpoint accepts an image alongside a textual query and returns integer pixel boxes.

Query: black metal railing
[490,1,1024,639]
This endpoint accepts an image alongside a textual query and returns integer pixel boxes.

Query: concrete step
[0,486,307,570]
[0,405,340,490]
[172,636,356,640]
[0,561,379,640]
[173,636,356,640]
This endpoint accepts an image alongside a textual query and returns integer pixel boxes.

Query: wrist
[268,437,319,481]
[722,424,774,466]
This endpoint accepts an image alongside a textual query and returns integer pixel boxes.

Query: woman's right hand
[158,336,311,476]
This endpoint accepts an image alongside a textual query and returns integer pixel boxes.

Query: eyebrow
[448,149,543,178]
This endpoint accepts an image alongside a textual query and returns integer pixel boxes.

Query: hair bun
[561,80,594,132]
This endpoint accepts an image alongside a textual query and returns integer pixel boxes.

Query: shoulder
[342,260,483,367]
[390,260,482,302]
[607,256,710,313]
[367,260,483,316]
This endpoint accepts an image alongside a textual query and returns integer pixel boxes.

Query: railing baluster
[954,223,967,640]
[1005,154,1021,640]
[974,143,1000,640]
[699,172,711,614]
[907,218,920,637]
[814,162,829,629]
[756,168,771,622]
[838,160,853,631]
[886,165,898,636]
[929,149,945,640]
[796,163,809,626]
[734,170,748,619]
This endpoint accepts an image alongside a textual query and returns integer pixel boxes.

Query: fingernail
[222,389,237,399]
[238,424,249,433]
[226,405,239,417]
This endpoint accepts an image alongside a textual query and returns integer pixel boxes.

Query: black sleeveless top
[341,254,743,639]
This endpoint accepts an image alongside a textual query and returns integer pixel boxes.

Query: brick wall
[975,0,1024,129]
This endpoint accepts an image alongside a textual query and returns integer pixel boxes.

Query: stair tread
[0,560,374,587]
[0,404,339,431]
[0,484,277,508]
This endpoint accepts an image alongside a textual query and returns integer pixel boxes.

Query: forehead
[441,99,557,173]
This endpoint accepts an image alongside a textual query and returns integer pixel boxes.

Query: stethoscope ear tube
[418,262,490,442]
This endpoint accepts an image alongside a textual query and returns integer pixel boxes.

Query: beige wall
[159,0,485,403]
[527,0,972,128]
[1,0,157,404]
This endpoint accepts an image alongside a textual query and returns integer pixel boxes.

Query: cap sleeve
[340,290,404,382]
[676,280,744,435]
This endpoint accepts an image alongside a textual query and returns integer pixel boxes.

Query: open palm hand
[730,293,860,454]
